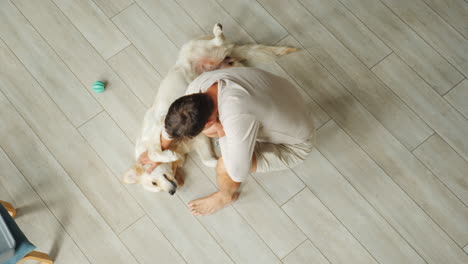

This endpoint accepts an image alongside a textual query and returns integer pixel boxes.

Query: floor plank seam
[409,131,436,153]
[117,210,146,236]
[441,77,466,97]
[76,109,105,129]
[280,186,307,208]
[273,34,292,46]
[106,0,136,20]
[279,238,309,261]
[369,51,394,70]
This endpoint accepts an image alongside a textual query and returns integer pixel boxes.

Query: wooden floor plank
[381,0,468,76]
[112,4,180,76]
[337,0,464,94]
[316,121,468,264]
[135,0,205,47]
[445,79,468,119]
[78,112,235,264]
[50,0,130,59]
[175,0,254,44]
[257,2,434,150]
[176,159,282,264]
[298,0,392,68]
[282,240,330,264]
[190,154,306,259]
[0,149,90,264]
[216,0,288,44]
[421,0,468,39]
[13,0,146,141]
[0,1,102,127]
[293,148,426,264]
[0,39,144,234]
[93,0,134,18]
[0,93,137,264]
[119,216,186,264]
[373,54,468,163]
[283,188,378,264]
[276,38,468,247]
[414,134,468,205]
[107,45,161,108]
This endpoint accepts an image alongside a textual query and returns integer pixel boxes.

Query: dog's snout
[169,189,176,195]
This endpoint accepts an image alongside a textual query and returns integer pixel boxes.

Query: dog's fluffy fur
[122,24,297,194]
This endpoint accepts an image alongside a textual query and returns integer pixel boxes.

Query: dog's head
[122,162,178,195]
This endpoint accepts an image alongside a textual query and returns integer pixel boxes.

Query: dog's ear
[122,167,142,184]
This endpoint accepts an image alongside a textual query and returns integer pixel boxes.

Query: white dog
[122,24,296,194]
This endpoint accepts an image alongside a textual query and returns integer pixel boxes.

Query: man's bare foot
[188,192,238,216]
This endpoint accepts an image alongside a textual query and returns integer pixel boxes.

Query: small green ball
[92,81,105,93]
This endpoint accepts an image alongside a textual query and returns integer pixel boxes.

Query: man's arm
[218,114,259,182]
[160,132,173,151]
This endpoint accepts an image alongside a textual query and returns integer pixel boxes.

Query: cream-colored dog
[122,24,296,195]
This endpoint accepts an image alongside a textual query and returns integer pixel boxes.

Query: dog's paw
[213,23,223,36]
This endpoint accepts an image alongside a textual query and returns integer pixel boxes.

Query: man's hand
[137,151,160,173]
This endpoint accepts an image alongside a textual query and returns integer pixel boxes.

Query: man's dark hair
[164,93,214,140]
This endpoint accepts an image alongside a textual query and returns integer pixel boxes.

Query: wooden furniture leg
[18,251,53,264]
[0,200,17,218]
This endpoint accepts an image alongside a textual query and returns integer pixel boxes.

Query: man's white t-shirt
[185,67,314,182]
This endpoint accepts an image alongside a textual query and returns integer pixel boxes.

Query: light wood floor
[0,0,467,263]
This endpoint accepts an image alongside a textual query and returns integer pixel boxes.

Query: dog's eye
[152,182,158,186]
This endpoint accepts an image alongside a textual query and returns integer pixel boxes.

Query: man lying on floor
[141,67,315,216]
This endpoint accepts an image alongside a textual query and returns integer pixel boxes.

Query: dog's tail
[231,44,298,66]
